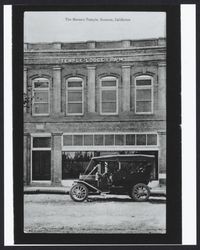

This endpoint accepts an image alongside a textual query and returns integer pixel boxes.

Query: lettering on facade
[60,57,127,64]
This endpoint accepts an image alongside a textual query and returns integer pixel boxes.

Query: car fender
[73,180,101,193]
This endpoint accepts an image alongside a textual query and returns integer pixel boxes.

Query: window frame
[100,76,118,115]
[32,78,50,116]
[66,77,84,115]
[135,75,153,114]
[62,132,158,149]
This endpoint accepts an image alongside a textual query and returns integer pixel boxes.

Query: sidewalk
[24,180,166,197]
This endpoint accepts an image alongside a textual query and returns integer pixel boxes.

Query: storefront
[61,132,159,179]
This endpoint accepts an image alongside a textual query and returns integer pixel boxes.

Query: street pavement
[24,193,166,234]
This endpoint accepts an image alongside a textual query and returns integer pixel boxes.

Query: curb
[24,190,69,195]
[24,189,166,197]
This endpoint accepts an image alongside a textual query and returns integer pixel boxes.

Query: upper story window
[135,75,153,114]
[66,77,84,115]
[32,78,50,116]
[100,76,118,115]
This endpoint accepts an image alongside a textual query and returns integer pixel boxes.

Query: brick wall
[24,39,166,185]
[25,63,166,120]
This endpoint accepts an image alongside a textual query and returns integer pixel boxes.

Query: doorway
[32,151,51,180]
[31,136,51,181]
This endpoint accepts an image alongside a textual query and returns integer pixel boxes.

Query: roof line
[24,37,166,44]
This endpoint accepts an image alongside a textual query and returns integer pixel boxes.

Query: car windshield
[83,159,97,175]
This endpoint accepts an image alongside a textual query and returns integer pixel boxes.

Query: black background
[12,4,181,245]
[1,0,199,248]
[2,0,200,248]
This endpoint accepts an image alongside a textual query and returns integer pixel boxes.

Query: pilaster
[122,65,131,111]
[158,62,166,116]
[24,133,31,185]
[87,66,96,113]
[24,67,28,113]
[158,130,166,184]
[53,67,62,114]
[51,132,62,185]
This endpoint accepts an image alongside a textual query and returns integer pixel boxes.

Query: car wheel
[70,183,88,202]
[130,183,150,202]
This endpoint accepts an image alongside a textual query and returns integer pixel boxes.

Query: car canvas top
[92,154,155,162]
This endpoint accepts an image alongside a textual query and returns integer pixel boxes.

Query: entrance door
[32,151,51,180]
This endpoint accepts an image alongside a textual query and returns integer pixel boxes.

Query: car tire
[130,183,150,202]
[70,183,88,202]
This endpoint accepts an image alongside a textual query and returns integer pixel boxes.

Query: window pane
[33,103,49,114]
[34,82,49,88]
[102,90,116,101]
[94,135,104,145]
[105,134,114,145]
[147,134,157,145]
[102,80,116,87]
[136,89,151,100]
[102,102,116,113]
[68,91,82,102]
[74,135,83,146]
[115,134,124,145]
[68,103,82,113]
[136,101,152,113]
[62,151,95,179]
[33,137,51,148]
[63,135,73,146]
[68,81,82,88]
[136,134,146,145]
[34,91,48,102]
[126,134,135,145]
[83,135,93,146]
[136,79,151,86]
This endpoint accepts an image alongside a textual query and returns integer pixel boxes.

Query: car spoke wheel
[70,183,88,202]
[131,183,150,202]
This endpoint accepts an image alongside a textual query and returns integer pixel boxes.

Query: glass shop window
[94,134,104,146]
[105,134,114,145]
[125,134,136,145]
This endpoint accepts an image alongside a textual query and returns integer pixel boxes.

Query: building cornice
[24,45,166,54]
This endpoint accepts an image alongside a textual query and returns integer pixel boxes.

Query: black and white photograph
[1,1,198,247]
[2,1,198,246]
[23,11,167,235]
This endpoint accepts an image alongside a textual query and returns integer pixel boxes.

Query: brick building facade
[23,38,166,186]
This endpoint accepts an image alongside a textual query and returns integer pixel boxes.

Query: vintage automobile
[69,154,155,202]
